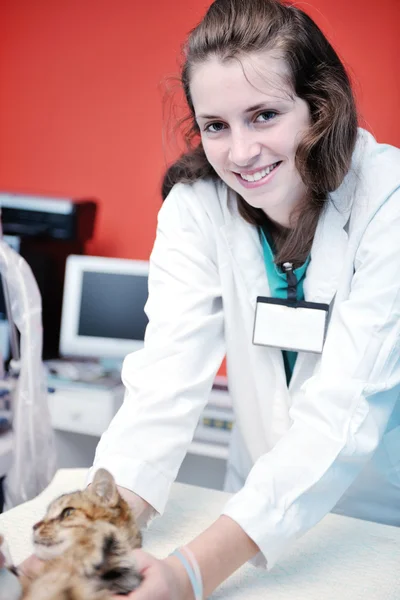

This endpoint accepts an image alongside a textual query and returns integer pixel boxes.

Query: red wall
[0,0,399,260]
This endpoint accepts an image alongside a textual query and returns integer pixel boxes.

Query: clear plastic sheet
[0,239,56,509]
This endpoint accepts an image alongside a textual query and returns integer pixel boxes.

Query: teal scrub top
[260,227,310,384]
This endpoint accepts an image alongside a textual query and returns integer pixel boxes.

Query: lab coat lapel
[220,210,270,308]
[303,197,350,304]
[291,196,350,389]
[220,208,291,444]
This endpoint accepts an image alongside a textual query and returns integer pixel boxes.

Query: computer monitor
[59,255,149,360]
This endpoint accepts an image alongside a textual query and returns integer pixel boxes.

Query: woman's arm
[117,485,155,528]
[221,189,400,568]
[89,181,225,517]
[165,515,260,598]
[124,515,260,600]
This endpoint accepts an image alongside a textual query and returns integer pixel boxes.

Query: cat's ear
[90,469,119,506]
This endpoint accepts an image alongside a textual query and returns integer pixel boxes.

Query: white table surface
[0,469,399,599]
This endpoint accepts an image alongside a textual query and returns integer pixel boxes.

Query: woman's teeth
[239,162,279,182]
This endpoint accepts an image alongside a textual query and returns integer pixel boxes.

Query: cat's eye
[60,507,75,519]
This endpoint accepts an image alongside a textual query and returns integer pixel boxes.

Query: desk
[1,469,399,599]
[47,381,233,461]
[47,382,232,490]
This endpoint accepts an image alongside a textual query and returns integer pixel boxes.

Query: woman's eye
[255,111,278,123]
[60,507,75,519]
[204,122,225,133]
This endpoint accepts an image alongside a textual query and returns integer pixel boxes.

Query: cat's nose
[32,520,43,531]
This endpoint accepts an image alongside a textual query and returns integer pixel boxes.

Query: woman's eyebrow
[196,100,290,120]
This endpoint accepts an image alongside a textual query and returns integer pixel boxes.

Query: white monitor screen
[59,255,149,360]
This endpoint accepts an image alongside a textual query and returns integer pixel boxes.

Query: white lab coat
[90,128,400,568]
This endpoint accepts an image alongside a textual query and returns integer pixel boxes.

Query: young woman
[88,0,399,598]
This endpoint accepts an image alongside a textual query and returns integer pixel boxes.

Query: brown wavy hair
[161,0,358,265]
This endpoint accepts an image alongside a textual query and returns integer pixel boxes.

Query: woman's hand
[17,554,45,581]
[113,549,192,600]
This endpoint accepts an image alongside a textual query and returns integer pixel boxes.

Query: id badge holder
[253,296,329,354]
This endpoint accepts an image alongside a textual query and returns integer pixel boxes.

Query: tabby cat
[20,468,143,599]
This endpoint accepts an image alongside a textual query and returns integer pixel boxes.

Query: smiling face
[190,52,311,227]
